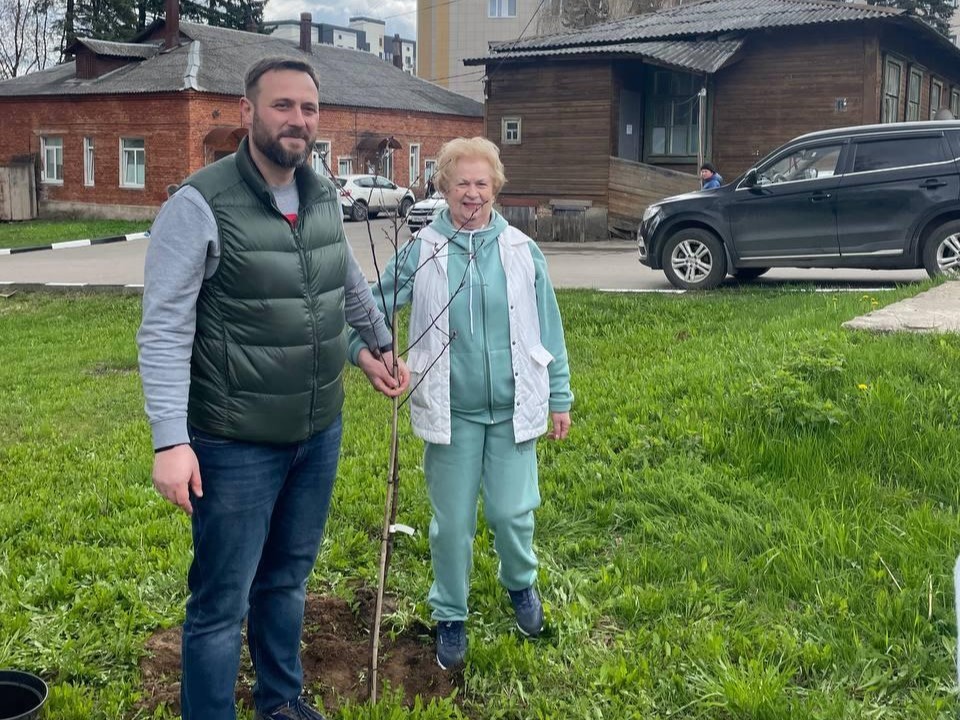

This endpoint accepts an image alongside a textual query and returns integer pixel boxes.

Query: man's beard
[251,115,313,169]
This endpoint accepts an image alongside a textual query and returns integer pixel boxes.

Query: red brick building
[0,12,483,220]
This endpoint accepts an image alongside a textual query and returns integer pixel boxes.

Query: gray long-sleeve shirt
[137,183,391,450]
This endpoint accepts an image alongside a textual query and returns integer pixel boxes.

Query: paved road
[0,218,929,291]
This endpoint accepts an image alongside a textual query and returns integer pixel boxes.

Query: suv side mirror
[743,168,759,188]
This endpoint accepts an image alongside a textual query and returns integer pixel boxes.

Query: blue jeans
[180,415,343,720]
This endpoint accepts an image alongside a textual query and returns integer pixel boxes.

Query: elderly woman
[351,136,573,670]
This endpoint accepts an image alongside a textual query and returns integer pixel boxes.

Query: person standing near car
[700,162,723,189]
[137,57,409,720]
[349,136,573,671]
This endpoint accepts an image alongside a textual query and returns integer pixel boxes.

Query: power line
[422,68,485,84]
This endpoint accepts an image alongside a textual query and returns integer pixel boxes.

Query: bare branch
[0,0,58,79]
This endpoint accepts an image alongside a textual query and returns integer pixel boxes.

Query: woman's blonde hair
[433,137,507,195]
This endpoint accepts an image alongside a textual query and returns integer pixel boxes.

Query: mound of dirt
[139,591,460,716]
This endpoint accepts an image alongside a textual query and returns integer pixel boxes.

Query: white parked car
[336,175,415,222]
[406,192,448,233]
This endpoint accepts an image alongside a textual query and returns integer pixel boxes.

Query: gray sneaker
[435,620,467,670]
[508,586,544,637]
[256,696,326,720]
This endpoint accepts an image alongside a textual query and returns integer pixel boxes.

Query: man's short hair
[244,57,320,100]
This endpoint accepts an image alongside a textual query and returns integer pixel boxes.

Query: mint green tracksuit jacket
[350,209,573,619]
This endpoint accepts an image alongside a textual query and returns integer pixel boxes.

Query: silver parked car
[336,174,415,222]
[406,192,448,233]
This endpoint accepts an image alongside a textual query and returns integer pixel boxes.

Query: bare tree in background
[0,0,58,79]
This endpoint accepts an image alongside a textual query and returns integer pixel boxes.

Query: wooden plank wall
[711,25,869,179]
[486,60,614,206]
[608,157,699,226]
[0,163,37,221]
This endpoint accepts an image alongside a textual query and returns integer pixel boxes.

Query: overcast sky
[265,0,419,41]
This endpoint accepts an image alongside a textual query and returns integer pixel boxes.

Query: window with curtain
[120,138,145,188]
[41,136,63,184]
[381,150,393,181]
[311,140,331,178]
[409,144,420,186]
[83,137,95,186]
[488,0,517,17]
[905,68,922,121]
[882,59,902,123]
[931,80,944,120]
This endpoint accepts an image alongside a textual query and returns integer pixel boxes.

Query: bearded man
[137,57,409,720]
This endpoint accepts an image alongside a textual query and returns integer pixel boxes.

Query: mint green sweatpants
[424,415,541,621]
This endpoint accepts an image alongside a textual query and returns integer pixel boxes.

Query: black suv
[638,121,960,289]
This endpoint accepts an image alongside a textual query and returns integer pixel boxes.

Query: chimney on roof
[300,13,312,53]
[164,0,180,51]
[392,34,402,69]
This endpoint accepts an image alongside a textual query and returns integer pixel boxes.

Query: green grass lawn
[0,219,150,249]
[1,287,959,719]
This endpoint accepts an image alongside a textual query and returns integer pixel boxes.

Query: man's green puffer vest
[184,137,347,444]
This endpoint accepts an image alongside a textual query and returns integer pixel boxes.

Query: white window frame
[381,149,393,181]
[119,137,145,189]
[502,117,522,144]
[40,136,63,184]
[488,0,517,17]
[424,159,437,184]
[338,156,353,175]
[83,137,95,186]
[312,140,332,178]
[409,143,420,186]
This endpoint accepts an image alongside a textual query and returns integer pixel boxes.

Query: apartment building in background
[417,0,540,102]
[267,16,417,74]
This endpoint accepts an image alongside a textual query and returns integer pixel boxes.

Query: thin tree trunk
[368,372,401,702]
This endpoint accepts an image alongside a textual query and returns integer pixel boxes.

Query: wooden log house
[466,0,960,238]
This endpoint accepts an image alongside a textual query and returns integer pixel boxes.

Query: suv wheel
[923,220,960,278]
[399,197,413,217]
[731,267,770,282]
[662,229,727,290]
[351,201,368,222]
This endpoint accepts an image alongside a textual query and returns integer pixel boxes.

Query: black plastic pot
[0,670,47,720]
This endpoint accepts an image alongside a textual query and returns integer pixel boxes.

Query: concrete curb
[0,282,143,295]
[0,231,149,256]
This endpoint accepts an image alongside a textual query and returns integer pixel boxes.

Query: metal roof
[0,21,483,118]
[465,37,745,73]
[490,0,903,53]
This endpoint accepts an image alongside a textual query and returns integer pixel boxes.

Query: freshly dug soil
[138,590,460,716]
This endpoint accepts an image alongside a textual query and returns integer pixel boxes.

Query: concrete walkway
[843,280,960,334]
